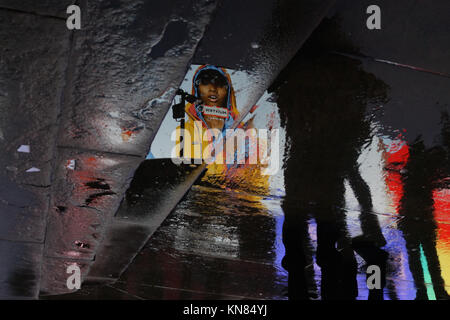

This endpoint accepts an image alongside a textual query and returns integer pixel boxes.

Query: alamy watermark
[366,5,381,30]
[66,5,81,30]
[366,264,381,290]
[66,264,81,290]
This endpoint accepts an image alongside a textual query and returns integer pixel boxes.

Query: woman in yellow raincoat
[175,65,269,195]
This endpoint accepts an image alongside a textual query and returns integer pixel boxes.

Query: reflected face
[198,83,228,108]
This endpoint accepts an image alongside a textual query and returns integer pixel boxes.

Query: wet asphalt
[44,1,450,300]
[0,0,447,300]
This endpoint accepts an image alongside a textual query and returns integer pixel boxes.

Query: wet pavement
[44,1,450,301]
[44,167,448,300]
[269,1,450,300]
[1,0,449,300]
[0,0,219,298]
[0,0,333,298]
[44,182,288,300]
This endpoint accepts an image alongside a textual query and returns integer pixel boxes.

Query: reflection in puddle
[132,11,450,300]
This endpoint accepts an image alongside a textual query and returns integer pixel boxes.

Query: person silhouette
[269,17,389,300]
[396,113,450,300]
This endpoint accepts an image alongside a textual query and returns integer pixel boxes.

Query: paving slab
[56,0,218,156]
